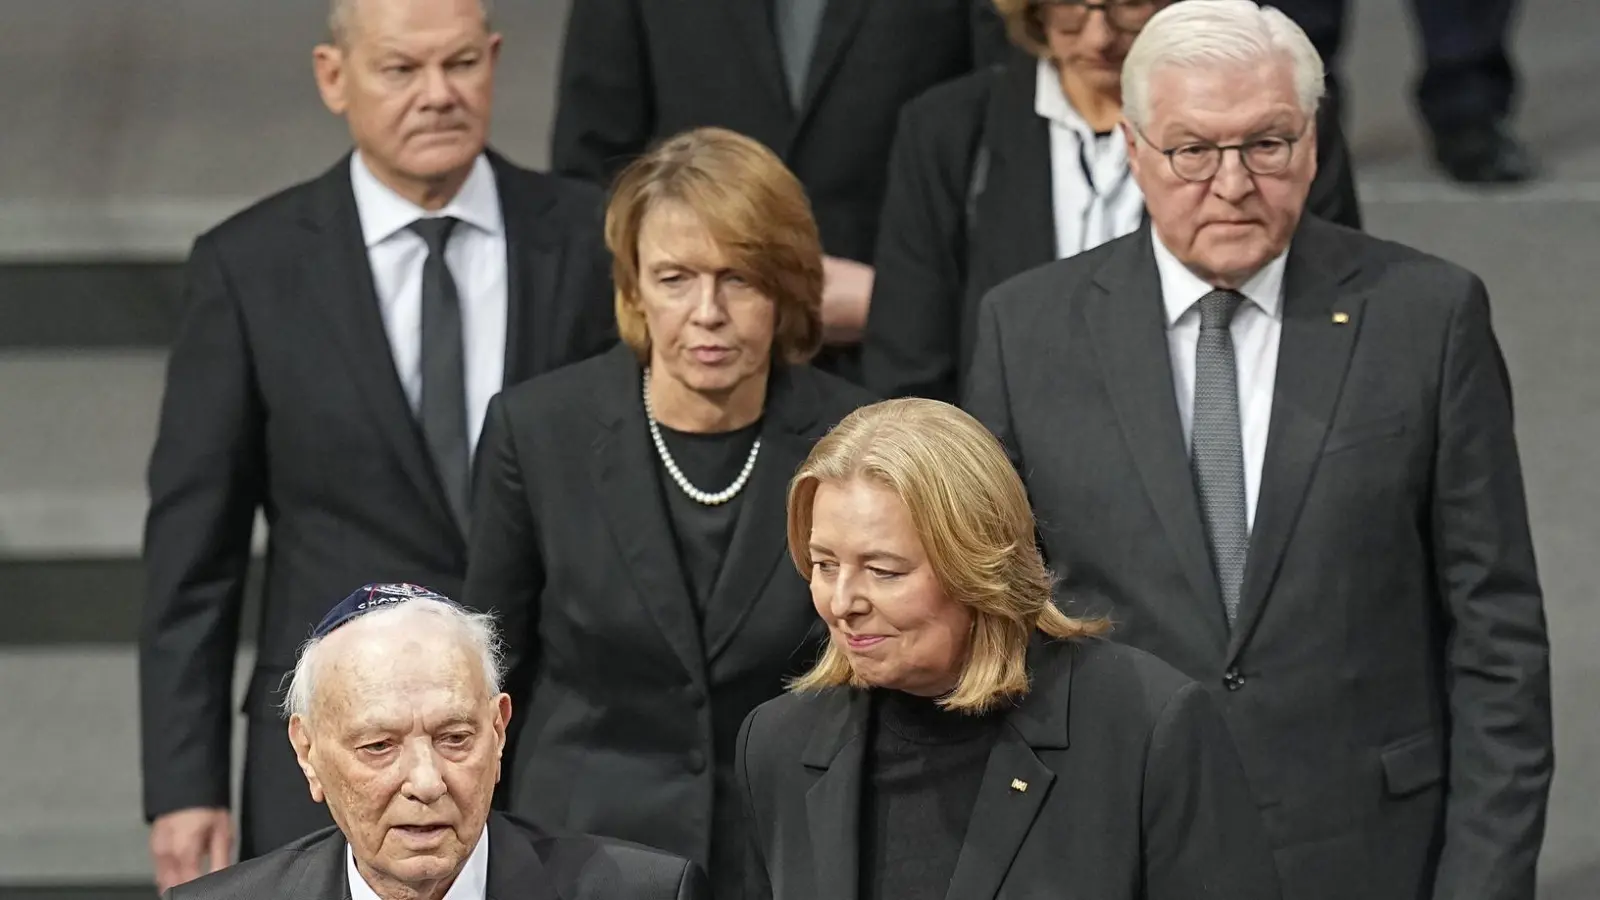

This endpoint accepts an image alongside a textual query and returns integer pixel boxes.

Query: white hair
[280,598,504,721]
[329,0,495,45]
[1121,0,1326,130]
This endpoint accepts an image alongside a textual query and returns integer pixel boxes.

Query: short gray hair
[328,0,495,46]
[1122,0,1325,130]
[280,598,505,721]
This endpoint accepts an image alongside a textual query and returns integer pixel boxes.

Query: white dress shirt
[350,151,508,455]
[1035,59,1146,259]
[347,827,489,900]
[1151,230,1287,530]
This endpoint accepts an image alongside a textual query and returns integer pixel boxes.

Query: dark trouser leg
[1410,0,1519,130]
[239,715,335,859]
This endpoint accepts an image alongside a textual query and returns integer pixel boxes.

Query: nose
[828,567,867,620]
[688,276,729,326]
[1210,148,1256,203]
[401,743,448,805]
[1081,8,1115,50]
[418,63,456,110]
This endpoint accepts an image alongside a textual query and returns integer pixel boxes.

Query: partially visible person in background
[140,0,614,891]
[863,0,1363,402]
[738,399,1281,900]
[549,0,1011,377]
[1270,0,1534,183]
[964,3,1552,897]
[466,127,874,899]
[165,583,709,900]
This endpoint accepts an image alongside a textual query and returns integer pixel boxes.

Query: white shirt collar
[1151,227,1288,326]
[1034,58,1099,138]
[346,826,490,900]
[350,151,503,248]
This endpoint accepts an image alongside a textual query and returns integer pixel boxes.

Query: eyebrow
[808,544,913,567]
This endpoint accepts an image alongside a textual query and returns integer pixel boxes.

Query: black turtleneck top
[860,689,1004,900]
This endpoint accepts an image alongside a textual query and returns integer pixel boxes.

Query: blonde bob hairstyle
[604,127,825,366]
[786,399,1108,713]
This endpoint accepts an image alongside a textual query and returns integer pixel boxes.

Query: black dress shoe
[1430,119,1537,184]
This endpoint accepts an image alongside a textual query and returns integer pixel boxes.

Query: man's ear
[288,714,327,803]
[1121,118,1142,178]
[312,43,349,117]
[492,693,513,783]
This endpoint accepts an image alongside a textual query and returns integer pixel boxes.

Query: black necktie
[410,216,471,533]
[774,0,827,108]
[1191,289,1248,624]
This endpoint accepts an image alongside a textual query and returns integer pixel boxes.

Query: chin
[400,142,481,179]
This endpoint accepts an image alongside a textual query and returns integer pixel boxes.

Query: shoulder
[494,155,607,221]
[513,816,702,900]
[900,65,1001,130]
[787,364,878,427]
[1301,217,1485,311]
[166,827,340,900]
[741,687,845,759]
[195,165,334,255]
[1052,637,1199,723]
[496,345,631,424]
[983,234,1123,321]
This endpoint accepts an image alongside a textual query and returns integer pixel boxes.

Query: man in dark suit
[964,3,1552,899]
[549,0,1009,367]
[140,0,614,891]
[166,583,709,900]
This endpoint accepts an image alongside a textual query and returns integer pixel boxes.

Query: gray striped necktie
[410,216,471,534]
[1191,289,1249,624]
[774,0,827,108]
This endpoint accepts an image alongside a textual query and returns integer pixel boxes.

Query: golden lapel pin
[1332,312,1350,324]
[1010,778,1029,792]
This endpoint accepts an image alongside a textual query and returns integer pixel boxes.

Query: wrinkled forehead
[1145,56,1307,138]
[312,628,488,726]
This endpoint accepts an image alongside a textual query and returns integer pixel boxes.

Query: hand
[150,807,234,893]
[821,256,875,346]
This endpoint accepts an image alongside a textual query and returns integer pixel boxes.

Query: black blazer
[863,56,1364,402]
[165,812,709,900]
[140,152,615,847]
[464,345,875,898]
[963,218,1553,900]
[550,0,1008,265]
[737,637,1282,900]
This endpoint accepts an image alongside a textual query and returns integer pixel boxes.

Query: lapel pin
[1010,778,1029,793]
[1332,312,1350,324]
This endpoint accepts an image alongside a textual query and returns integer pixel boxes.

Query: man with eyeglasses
[964,3,1552,900]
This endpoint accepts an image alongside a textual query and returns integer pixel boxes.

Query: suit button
[1222,668,1246,691]
[687,750,707,774]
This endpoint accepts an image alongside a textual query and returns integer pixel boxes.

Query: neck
[1056,64,1122,132]
[362,153,475,212]
[357,860,457,900]
[647,364,769,433]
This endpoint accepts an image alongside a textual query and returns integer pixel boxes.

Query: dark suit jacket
[165,812,709,900]
[737,637,1282,900]
[962,218,1553,900]
[140,152,615,853]
[863,55,1364,402]
[464,344,874,898]
[550,0,1008,266]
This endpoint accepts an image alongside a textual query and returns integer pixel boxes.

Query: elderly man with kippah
[164,584,709,900]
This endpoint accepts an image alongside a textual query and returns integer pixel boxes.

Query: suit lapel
[802,688,871,900]
[492,151,563,389]
[702,367,820,661]
[1084,229,1230,647]
[300,156,460,543]
[795,0,870,130]
[980,58,1056,277]
[725,0,792,114]
[282,829,351,899]
[943,640,1071,900]
[484,813,559,900]
[1228,222,1365,661]
[589,347,710,685]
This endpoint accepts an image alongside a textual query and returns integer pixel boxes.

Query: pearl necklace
[643,367,762,506]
